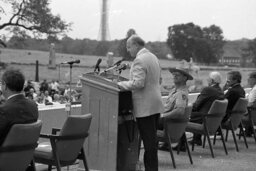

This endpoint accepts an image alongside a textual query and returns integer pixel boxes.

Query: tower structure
[99,0,110,41]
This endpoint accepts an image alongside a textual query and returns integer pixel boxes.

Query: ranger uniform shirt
[164,85,188,113]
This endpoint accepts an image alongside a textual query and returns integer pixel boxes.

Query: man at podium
[118,35,164,171]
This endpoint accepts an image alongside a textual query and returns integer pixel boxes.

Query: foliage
[93,41,111,56]
[146,41,172,59]
[0,0,71,38]
[167,23,224,64]
[248,38,256,66]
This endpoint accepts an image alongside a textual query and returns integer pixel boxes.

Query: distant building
[219,45,241,66]
[219,39,254,67]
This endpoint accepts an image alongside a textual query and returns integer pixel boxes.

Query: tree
[167,23,224,64]
[202,25,225,63]
[0,0,71,38]
[248,38,256,66]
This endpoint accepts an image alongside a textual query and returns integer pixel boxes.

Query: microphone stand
[66,63,73,116]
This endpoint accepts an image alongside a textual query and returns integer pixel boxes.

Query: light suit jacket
[118,48,164,118]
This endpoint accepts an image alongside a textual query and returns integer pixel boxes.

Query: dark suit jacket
[0,94,38,145]
[191,84,224,120]
[223,83,245,122]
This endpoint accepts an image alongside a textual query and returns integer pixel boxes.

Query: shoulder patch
[182,94,187,101]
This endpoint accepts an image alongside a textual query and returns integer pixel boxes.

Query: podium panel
[80,73,139,171]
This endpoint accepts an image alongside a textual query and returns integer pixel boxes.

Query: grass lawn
[0,48,255,89]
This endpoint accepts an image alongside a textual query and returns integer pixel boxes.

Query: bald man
[118,35,164,171]
[189,71,224,145]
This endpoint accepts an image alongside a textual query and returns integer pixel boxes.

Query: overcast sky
[49,0,256,41]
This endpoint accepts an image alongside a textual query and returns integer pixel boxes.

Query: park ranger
[162,67,193,119]
[159,67,193,151]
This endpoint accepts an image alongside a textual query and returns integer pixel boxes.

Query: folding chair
[34,114,92,171]
[157,106,193,168]
[222,98,248,152]
[186,99,228,158]
[0,120,42,171]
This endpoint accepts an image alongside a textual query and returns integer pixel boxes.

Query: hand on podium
[117,82,126,90]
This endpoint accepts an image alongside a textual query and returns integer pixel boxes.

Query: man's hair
[209,71,221,84]
[227,71,242,83]
[129,35,145,47]
[2,68,25,92]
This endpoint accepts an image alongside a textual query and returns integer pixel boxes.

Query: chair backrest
[204,99,228,135]
[0,120,42,171]
[248,107,256,125]
[164,106,192,143]
[229,98,248,129]
[56,113,92,162]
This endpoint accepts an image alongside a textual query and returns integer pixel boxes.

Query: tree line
[1,0,256,66]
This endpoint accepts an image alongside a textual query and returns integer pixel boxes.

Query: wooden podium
[80,72,139,171]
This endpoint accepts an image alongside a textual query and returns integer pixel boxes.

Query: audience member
[39,79,49,92]
[49,79,59,95]
[222,71,245,123]
[24,80,35,96]
[29,87,37,100]
[0,68,38,145]
[118,35,164,171]
[159,67,193,151]
[118,28,136,60]
[242,71,256,136]
[247,71,256,107]
[106,52,114,67]
[189,71,224,145]
[43,90,53,104]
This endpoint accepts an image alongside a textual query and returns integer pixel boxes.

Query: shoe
[245,133,252,137]
[158,143,169,151]
[188,139,202,146]
[172,145,186,152]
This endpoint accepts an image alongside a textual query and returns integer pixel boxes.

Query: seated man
[247,71,256,107]
[0,68,39,145]
[189,71,224,145]
[159,67,193,151]
[243,71,256,136]
[222,71,245,123]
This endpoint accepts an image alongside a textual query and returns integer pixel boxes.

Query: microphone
[117,63,129,74]
[61,59,80,65]
[94,58,102,73]
[113,59,123,67]
[117,63,129,72]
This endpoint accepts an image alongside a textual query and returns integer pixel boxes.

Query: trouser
[190,112,204,142]
[137,113,160,171]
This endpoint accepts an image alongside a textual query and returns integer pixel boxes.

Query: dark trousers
[137,113,160,171]
[190,112,204,141]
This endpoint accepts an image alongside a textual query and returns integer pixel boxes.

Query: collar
[211,83,218,87]
[136,48,147,57]
[7,93,23,100]
[230,83,240,88]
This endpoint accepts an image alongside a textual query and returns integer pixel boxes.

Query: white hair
[209,71,221,84]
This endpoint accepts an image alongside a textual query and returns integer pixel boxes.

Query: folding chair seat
[34,114,92,171]
[0,120,42,171]
[186,99,228,158]
[157,106,193,168]
[222,98,248,152]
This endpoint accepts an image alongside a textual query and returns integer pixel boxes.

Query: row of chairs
[0,113,92,171]
[150,98,253,168]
